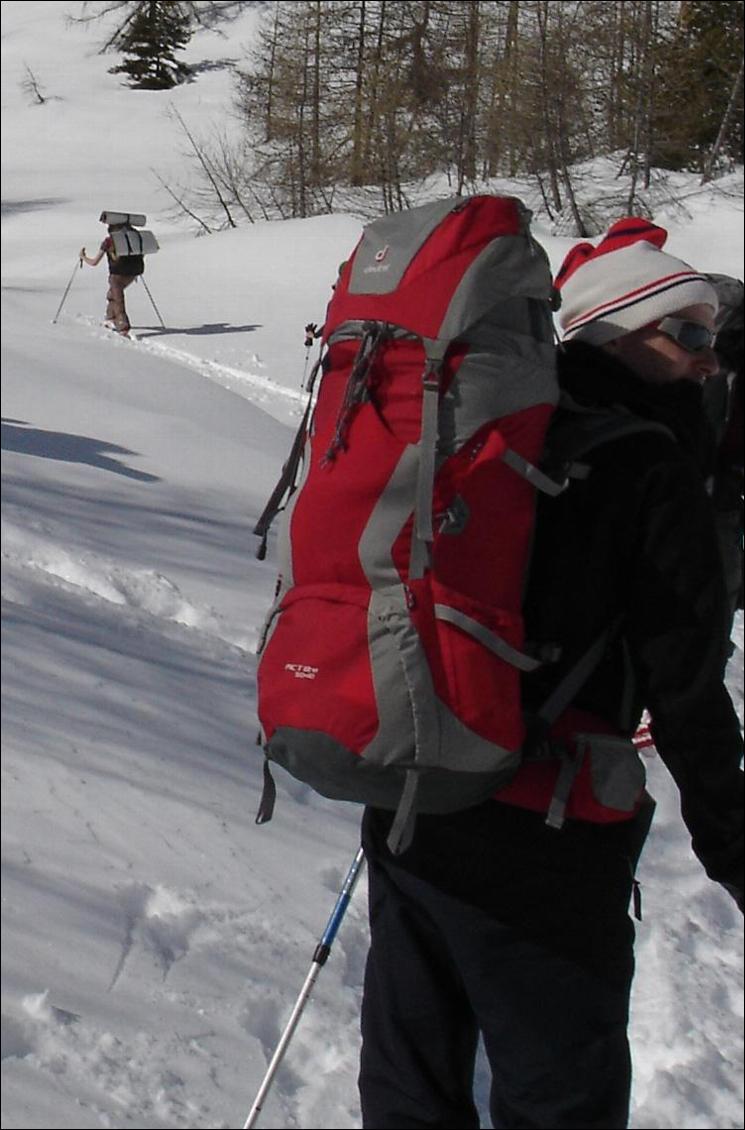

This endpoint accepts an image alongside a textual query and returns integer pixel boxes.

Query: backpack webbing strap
[434,605,541,672]
[547,401,677,465]
[324,322,389,463]
[253,357,322,558]
[386,769,420,855]
[410,342,447,580]
[531,615,625,829]
[256,756,277,825]
[501,448,568,497]
[545,740,587,830]
[535,619,622,729]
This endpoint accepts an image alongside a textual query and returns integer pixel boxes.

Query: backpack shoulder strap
[545,396,676,478]
[525,403,673,828]
[532,616,624,732]
[531,400,673,725]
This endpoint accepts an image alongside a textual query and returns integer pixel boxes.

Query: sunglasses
[657,317,716,353]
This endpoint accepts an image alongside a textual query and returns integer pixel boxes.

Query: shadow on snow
[1,420,160,482]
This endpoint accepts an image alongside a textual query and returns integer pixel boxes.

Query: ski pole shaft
[301,345,311,389]
[141,276,165,328]
[243,846,365,1130]
[52,259,82,324]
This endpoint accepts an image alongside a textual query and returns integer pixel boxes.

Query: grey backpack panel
[348,197,463,295]
[110,229,159,257]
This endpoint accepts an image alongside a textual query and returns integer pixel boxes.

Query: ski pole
[301,343,312,389]
[140,276,165,328]
[302,337,325,392]
[243,846,366,1130]
[301,323,320,389]
[51,258,83,324]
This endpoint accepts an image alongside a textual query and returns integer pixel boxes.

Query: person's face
[603,304,719,385]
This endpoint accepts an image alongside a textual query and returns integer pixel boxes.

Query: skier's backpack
[108,227,159,277]
[99,211,155,277]
[253,195,562,853]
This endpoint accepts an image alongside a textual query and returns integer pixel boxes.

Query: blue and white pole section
[243,846,366,1130]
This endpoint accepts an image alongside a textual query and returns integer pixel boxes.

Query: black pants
[359,800,650,1129]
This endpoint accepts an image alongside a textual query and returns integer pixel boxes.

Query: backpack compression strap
[410,340,448,579]
[501,448,569,497]
[253,355,324,558]
[386,769,420,855]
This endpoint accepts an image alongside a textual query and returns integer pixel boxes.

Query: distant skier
[80,219,144,336]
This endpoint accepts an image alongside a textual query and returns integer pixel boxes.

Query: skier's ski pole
[140,276,165,328]
[52,258,82,324]
[301,323,321,389]
[300,344,312,389]
[242,846,366,1130]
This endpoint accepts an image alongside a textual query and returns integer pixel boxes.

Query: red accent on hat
[554,217,718,344]
[555,218,668,290]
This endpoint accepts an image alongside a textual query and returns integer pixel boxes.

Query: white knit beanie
[555,218,718,345]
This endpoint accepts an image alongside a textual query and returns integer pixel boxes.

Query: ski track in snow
[3,313,306,656]
[75,316,307,427]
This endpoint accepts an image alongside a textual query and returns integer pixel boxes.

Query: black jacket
[524,341,743,895]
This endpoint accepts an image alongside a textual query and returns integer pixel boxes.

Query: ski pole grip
[312,942,331,967]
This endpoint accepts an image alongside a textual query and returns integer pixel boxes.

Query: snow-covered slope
[2,4,743,1128]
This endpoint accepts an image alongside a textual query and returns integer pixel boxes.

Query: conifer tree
[653,0,744,171]
[109,1,193,89]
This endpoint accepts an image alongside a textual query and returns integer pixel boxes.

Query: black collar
[557,341,716,473]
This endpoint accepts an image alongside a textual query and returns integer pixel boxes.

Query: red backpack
[254,195,561,852]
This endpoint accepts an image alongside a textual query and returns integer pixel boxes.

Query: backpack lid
[325,195,554,344]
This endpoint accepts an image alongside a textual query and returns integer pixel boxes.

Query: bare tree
[482,1,521,178]
[21,64,49,105]
[165,0,739,230]
[622,0,658,208]
[169,104,238,226]
[350,0,368,185]
[450,1,481,192]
